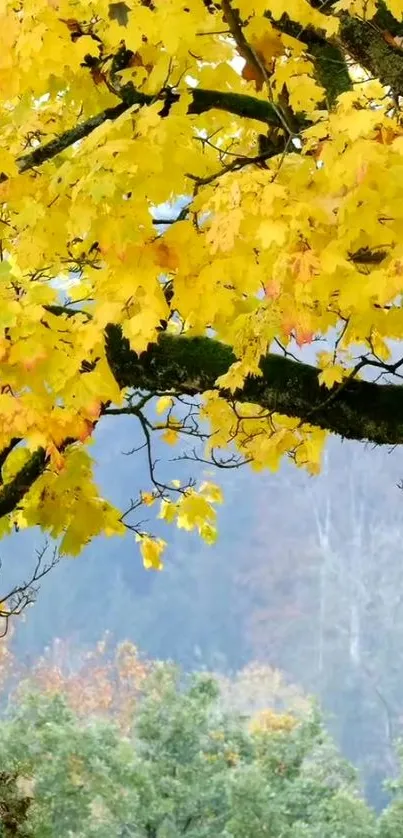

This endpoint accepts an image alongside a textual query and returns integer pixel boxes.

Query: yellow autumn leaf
[237,0,272,15]
[162,427,179,445]
[136,535,166,570]
[269,0,339,35]
[156,396,174,415]
[244,16,284,65]
[318,366,346,389]
[200,481,224,504]
[216,362,250,393]
[369,330,391,361]
[158,499,178,523]
[334,0,377,16]
[141,491,156,507]
[317,351,334,369]
[200,522,217,545]
[0,149,18,178]
[257,220,288,248]
[1,447,31,484]
[176,492,216,533]
[384,0,403,17]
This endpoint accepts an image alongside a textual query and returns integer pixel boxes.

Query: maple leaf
[385,0,403,18]
[136,535,166,570]
[318,366,346,389]
[156,396,174,415]
[200,481,224,504]
[290,250,321,285]
[177,491,216,533]
[162,427,179,445]
[141,491,156,507]
[158,499,178,524]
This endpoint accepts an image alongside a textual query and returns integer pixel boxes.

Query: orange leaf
[46,442,65,473]
[290,249,320,284]
[242,61,264,91]
[264,277,281,299]
[295,327,314,347]
[76,418,95,443]
[153,241,180,271]
[82,401,102,421]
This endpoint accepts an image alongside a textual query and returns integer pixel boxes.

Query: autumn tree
[0,665,377,838]
[1,0,403,579]
[14,634,151,733]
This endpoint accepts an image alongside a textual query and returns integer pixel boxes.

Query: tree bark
[8,87,284,182]
[339,11,403,96]
[105,326,403,447]
[3,326,402,530]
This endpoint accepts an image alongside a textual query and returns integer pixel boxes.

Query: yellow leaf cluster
[158,482,222,545]
[137,535,166,571]
[0,0,400,560]
[250,708,298,734]
[201,394,325,475]
[15,447,125,555]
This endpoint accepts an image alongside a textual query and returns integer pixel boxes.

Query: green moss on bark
[105,327,403,446]
[309,40,352,105]
[340,13,403,94]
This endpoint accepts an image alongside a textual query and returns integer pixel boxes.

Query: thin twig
[0,543,60,638]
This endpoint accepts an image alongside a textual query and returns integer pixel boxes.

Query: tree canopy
[1,0,403,571]
[0,663,379,838]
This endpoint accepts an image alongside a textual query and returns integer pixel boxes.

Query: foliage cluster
[0,662,381,838]
[1,0,403,576]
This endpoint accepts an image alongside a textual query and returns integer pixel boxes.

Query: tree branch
[338,11,403,96]
[2,88,285,183]
[0,448,47,520]
[222,0,270,84]
[0,543,60,638]
[306,0,403,97]
[105,326,403,447]
[188,87,283,125]
[15,103,130,175]
[0,327,402,527]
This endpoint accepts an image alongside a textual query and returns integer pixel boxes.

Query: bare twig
[174,446,251,469]
[0,543,60,638]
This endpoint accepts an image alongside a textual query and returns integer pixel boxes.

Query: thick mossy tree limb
[339,13,403,95]
[105,327,403,447]
[1,328,403,527]
[269,1,403,101]
[9,87,284,182]
[308,40,352,105]
[263,10,353,105]
[313,0,403,96]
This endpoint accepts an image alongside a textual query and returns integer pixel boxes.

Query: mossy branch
[1,328,403,525]
[0,88,284,183]
[0,448,46,520]
[105,326,403,447]
[339,12,403,95]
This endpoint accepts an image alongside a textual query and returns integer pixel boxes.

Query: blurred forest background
[1,414,403,812]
